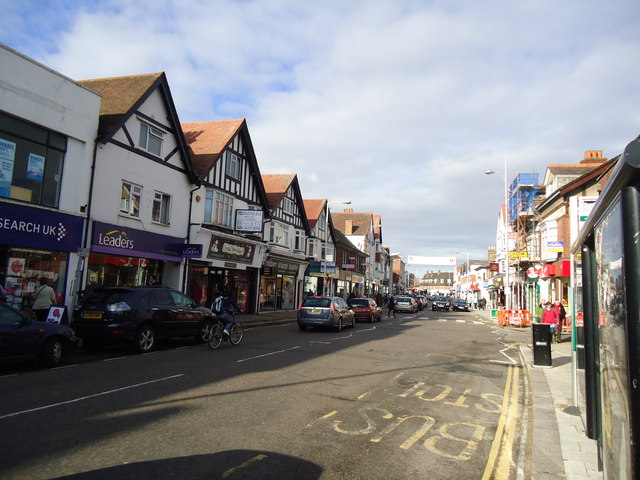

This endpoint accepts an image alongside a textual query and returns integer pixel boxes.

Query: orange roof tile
[182,119,245,177]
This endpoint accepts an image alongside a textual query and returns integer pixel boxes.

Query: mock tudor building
[78,72,201,293]
[181,119,271,313]
[261,174,311,310]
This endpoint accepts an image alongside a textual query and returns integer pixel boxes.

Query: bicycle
[208,313,244,349]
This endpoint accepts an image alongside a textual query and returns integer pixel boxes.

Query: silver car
[298,296,355,331]
[394,295,418,313]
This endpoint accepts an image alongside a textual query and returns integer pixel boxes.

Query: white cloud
[3,0,640,262]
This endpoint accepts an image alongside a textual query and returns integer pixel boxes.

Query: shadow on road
[50,450,322,480]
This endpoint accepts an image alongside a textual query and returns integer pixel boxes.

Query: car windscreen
[433,297,448,302]
[302,298,331,308]
[348,299,369,307]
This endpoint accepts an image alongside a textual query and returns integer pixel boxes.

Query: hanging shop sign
[91,221,183,261]
[181,244,203,258]
[0,201,84,251]
[547,241,564,253]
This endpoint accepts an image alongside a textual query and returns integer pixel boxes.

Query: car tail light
[107,301,131,313]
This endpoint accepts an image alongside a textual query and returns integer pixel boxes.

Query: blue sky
[2,0,640,273]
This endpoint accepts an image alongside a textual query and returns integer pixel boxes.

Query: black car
[0,303,77,367]
[72,286,215,353]
[452,299,470,312]
[431,296,450,311]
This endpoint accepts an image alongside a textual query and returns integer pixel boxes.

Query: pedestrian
[32,277,57,322]
[553,300,566,342]
[541,301,559,341]
[387,295,395,317]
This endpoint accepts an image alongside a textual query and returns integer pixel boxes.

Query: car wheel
[40,337,64,367]
[336,317,343,332]
[370,314,375,323]
[135,325,156,353]
[197,319,215,343]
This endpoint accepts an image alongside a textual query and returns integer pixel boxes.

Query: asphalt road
[0,306,526,480]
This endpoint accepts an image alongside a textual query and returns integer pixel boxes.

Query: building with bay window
[181,119,271,314]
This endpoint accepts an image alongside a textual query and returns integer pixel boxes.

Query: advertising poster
[0,138,16,197]
[26,153,45,181]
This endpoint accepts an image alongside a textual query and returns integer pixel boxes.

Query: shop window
[138,122,163,157]
[1,247,66,314]
[204,190,233,228]
[120,181,142,218]
[0,112,67,207]
[152,191,171,225]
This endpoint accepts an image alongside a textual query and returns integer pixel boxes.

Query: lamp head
[484,169,496,175]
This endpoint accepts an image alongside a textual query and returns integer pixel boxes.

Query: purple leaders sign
[91,222,184,262]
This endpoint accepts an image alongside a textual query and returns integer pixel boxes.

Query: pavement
[239,308,602,479]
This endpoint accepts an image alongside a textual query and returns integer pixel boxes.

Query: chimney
[345,219,353,234]
[581,150,607,165]
[343,208,353,213]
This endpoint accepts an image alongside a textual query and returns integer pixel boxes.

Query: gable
[79,72,198,184]
[183,119,269,212]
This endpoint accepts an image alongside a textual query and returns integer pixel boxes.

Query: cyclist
[215,290,241,335]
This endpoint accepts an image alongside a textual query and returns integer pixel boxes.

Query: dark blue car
[0,303,77,368]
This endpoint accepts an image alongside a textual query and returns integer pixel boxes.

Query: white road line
[236,345,301,363]
[0,374,184,420]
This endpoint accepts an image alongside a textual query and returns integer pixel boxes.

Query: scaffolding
[508,173,541,222]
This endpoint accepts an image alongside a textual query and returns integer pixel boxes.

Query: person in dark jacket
[387,295,396,318]
[217,290,241,335]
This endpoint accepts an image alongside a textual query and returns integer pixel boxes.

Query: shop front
[187,231,265,314]
[0,201,84,316]
[260,256,305,311]
[87,221,185,290]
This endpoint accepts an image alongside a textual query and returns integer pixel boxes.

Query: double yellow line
[482,365,520,480]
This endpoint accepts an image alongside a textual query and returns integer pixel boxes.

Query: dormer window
[139,122,163,157]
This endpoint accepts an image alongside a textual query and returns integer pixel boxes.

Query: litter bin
[532,323,552,366]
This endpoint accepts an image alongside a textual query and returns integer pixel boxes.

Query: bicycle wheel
[208,323,224,349]
[229,322,244,345]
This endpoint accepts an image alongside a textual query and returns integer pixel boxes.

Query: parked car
[413,295,427,310]
[72,286,215,353]
[452,299,470,312]
[431,296,450,311]
[298,296,355,331]
[394,296,418,313]
[348,297,382,322]
[0,303,77,367]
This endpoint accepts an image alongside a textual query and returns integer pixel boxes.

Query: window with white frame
[282,197,295,216]
[225,152,241,180]
[139,122,163,157]
[308,239,316,257]
[120,181,142,218]
[152,191,171,225]
[294,230,304,252]
[269,222,289,247]
[204,189,234,227]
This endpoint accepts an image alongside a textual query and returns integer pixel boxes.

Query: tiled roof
[79,73,163,137]
[303,199,326,229]
[331,211,373,236]
[262,174,296,210]
[182,119,245,177]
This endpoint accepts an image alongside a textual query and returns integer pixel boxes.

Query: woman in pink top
[541,301,559,341]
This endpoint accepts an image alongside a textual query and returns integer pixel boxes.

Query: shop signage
[91,221,183,261]
[235,209,264,233]
[181,244,203,258]
[207,234,256,264]
[263,257,300,275]
[547,241,564,253]
[0,201,84,252]
[489,262,500,273]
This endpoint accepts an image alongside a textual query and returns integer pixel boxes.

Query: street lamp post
[485,155,510,310]
[323,200,351,296]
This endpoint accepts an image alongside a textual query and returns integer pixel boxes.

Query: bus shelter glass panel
[595,200,631,479]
